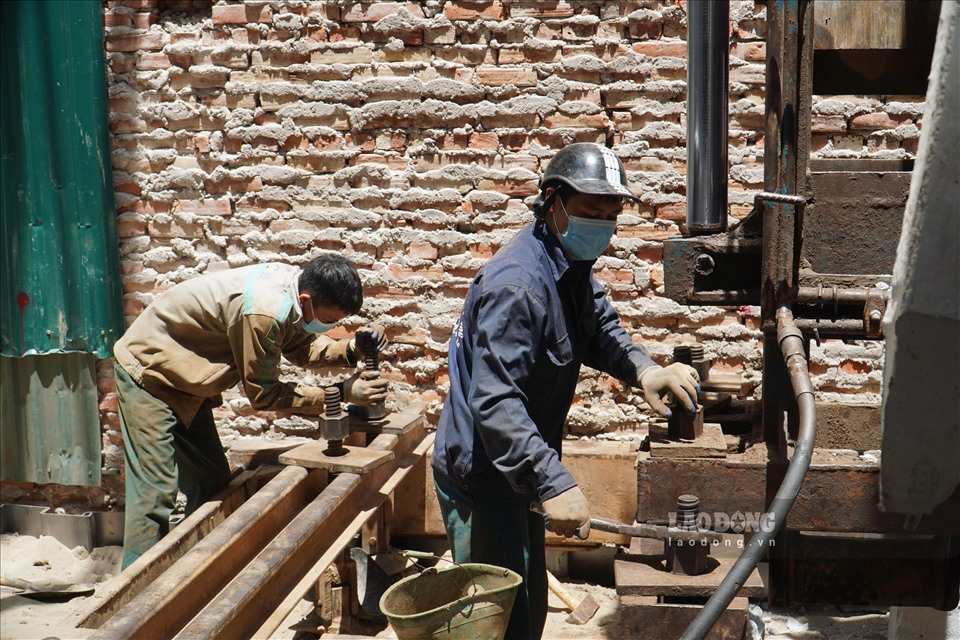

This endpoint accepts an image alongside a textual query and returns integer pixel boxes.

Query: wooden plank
[180,426,434,639]
[71,466,279,630]
[813,0,940,50]
[86,466,324,639]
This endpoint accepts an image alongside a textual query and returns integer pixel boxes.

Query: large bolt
[676,494,700,529]
[356,328,379,371]
[673,345,693,365]
[689,344,711,382]
[353,328,387,422]
[321,386,350,457]
[668,347,702,440]
[665,494,710,575]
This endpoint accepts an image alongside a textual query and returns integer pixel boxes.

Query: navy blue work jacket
[432,219,656,503]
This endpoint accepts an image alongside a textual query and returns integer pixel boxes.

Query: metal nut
[320,414,350,442]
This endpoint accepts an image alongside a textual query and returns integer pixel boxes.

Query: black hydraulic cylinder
[686,0,729,235]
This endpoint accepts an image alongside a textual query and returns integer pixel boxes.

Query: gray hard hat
[533,143,640,217]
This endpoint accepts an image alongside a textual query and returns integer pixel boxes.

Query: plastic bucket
[379,562,522,640]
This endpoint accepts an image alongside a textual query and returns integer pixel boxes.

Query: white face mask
[558,197,617,261]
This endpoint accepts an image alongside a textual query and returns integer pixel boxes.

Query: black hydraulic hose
[681,306,816,640]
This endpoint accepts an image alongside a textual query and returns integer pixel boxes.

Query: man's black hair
[298,253,363,315]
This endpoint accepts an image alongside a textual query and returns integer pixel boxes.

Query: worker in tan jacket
[113,253,387,568]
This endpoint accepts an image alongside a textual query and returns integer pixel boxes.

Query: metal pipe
[793,318,880,338]
[686,0,729,235]
[796,286,890,306]
[682,306,816,640]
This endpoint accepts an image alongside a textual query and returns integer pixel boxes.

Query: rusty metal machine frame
[656,0,959,618]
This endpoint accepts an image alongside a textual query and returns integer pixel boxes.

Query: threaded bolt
[356,328,379,371]
[689,345,705,361]
[676,494,700,531]
[325,386,341,417]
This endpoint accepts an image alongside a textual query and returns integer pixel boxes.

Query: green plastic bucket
[379,562,522,640]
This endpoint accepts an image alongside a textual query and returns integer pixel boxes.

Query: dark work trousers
[434,470,548,640]
[115,363,232,569]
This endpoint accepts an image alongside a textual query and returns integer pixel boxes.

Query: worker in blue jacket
[432,143,701,639]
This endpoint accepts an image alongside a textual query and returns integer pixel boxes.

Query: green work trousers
[115,363,232,569]
[433,471,547,640]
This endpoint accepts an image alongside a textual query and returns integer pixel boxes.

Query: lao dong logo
[668,510,778,548]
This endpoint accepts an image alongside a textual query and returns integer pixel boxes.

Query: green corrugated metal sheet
[0,354,101,485]
[0,0,123,358]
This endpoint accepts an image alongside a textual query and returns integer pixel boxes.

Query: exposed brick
[444,1,507,21]
[655,202,686,222]
[475,67,538,87]
[510,2,574,18]
[850,112,901,131]
[103,11,133,28]
[840,360,871,374]
[545,113,611,129]
[131,11,157,29]
[116,219,147,238]
[731,42,765,62]
[811,115,847,133]
[81,0,896,513]
[408,241,439,261]
[212,4,273,25]
[105,32,163,52]
[469,132,500,151]
[138,52,171,70]
[172,198,231,217]
[310,47,375,64]
[633,41,687,58]
[342,2,424,22]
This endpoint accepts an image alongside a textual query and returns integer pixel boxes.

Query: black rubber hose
[681,306,816,639]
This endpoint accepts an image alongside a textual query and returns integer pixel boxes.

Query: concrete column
[880,0,960,515]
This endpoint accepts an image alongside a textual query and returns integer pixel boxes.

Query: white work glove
[343,370,388,406]
[638,363,700,417]
[347,324,388,362]
[542,485,591,539]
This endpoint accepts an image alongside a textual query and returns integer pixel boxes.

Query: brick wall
[96,0,924,481]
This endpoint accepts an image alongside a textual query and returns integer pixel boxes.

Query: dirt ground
[0,534,891,640]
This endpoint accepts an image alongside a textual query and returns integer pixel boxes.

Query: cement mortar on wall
[61,0,925,509]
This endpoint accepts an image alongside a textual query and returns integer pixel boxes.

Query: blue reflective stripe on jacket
[432,219,657,503]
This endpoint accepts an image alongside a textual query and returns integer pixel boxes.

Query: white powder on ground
[1,534,121,639]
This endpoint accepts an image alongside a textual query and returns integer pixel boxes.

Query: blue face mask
[301,317,336,334]
[558,198,617,261]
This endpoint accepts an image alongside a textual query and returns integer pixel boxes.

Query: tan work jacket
[114,263,355,424]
